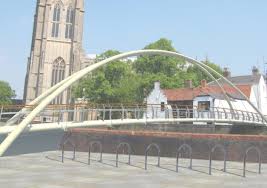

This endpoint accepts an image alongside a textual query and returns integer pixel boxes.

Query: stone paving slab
[0,151,266,188]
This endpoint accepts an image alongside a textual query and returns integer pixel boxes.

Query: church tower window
[51,4,61,38]
[65,7,74,39]
[51,57,65,104]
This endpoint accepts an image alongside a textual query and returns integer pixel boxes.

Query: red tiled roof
[162,85,251,101]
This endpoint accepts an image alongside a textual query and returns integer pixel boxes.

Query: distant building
[146,67,267,119]
[23,0,94,106]
[11,99,24,106]
[84,54,97,67]
[209,67,267,115]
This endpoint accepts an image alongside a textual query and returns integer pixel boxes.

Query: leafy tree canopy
[0,81,16,105]
[73,38,223,104]
[187,59,223,85]
[73,50,140,103]
[97,50,120,60]
[134,38,185,76]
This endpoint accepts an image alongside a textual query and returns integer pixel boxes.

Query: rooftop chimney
[223,67,231,78]
[252,66,259,76]
[154,81,160,90]
[184,80,193,88]
[201,79,207,88]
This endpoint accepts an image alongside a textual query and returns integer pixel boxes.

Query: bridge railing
[0,103,265,125]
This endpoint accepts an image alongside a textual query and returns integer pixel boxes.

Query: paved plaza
[0,151,266,188]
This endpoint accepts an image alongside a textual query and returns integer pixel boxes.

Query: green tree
[96,50,120,61]
[133,38,189,97]
[72,38,223,104]
[73,50,141,103]
[134,38,185,76]
[187,59,223,86]
[0,81,16,105]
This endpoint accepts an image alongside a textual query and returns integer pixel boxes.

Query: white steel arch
[0,49,266,157]
[5,51,232,127]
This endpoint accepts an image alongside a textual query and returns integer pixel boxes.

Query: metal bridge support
[243,146,261,177]
[109,105,112,120]
[209,144,227,175]
[176,144,193,172]
[121,104,125,120]
[0,106,3,121]
[115,142,132,167]
[102,105,105,121]
[145,143,160,170]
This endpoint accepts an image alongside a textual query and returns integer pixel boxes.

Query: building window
[198,101,210,111]
[161,102,165,111]
[51,4,61,38]
[51,57,65,104]
[65,7,74,39]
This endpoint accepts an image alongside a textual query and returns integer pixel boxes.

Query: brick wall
[61,128,267,163]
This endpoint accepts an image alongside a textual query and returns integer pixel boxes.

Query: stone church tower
[24,0,89,105]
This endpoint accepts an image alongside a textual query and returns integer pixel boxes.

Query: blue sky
[0,0,267,98]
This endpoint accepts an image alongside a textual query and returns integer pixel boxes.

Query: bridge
[0,49,266,157]
[0,103,266,135]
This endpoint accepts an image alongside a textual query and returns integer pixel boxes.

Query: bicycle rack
[62,140,76,163]
[243,146,261,177]
[88,141,103,165]
[115,142,132,167]
[209,144,227,175]
[145,143,160,170]
[176,144,193,172]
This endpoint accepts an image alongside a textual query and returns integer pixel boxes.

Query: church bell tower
[24,0,85,104]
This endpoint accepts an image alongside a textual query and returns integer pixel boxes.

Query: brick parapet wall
[62,128,267,163]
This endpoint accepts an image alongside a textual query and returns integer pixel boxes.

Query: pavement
[0,151,266,188]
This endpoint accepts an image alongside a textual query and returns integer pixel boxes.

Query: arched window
[51,4,61,38]
[65,7,74,39]
[51,57,65,104]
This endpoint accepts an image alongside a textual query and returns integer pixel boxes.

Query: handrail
[0,103,260,114]
[1,104,264,125]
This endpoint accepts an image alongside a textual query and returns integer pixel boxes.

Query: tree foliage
[73,38,223,104]
[187,60,223,85]
[0,81,16,105]
[134,38,184,76]
[73,50,141,103]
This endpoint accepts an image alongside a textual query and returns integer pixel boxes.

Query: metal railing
[0,103,265,125]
